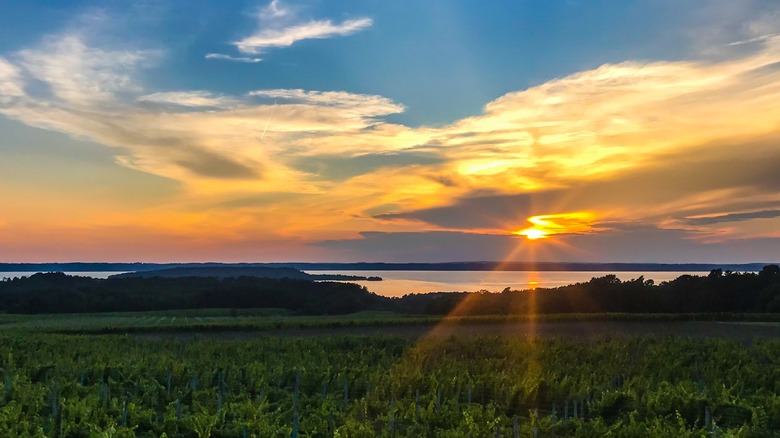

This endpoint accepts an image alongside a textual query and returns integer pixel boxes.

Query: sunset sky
[1,0,780,263]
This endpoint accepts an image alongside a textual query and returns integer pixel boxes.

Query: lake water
[1,270,710,298]
[305,270,711,297]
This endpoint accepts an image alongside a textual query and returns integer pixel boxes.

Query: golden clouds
[515,212,597,240]
[2,30,780,253]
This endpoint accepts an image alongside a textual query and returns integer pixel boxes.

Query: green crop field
[1,328,779,437]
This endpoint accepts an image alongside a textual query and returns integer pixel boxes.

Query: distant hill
[110,266,312,280]
[109,266,377,282]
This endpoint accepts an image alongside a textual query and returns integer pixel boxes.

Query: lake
[2,270,710,298]
[304,270,711,297]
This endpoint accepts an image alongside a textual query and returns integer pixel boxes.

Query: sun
[517,228,549,240]
[512,211,596,240]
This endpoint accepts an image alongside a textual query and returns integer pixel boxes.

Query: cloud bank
[1,8,780,261]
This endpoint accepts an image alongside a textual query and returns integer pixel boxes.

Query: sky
[1,0,780,263]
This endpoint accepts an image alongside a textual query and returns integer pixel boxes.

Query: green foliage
[0,333,779,436]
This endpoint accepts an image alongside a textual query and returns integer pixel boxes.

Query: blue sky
[1,0,780,263]
[0,0,704,126]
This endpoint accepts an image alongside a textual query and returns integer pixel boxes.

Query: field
[2,312,780,436]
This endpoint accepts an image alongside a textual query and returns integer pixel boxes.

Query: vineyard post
[218,371,225,412]
[3,374,12,401]
[293,372,300,438]
[122,396,129,427]
[532,408,539,438]
[495,424,501,438]
[415,389,420,418]
[436,388,441,411]
[343,378,349,406]
[50,384,58,418]
[564,400,568,421]
[390,398,396,437]
[512,415,519,438]
[573,399,578,418]
[100,383,108,409]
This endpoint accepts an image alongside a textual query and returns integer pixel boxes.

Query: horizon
[2,1,780,263]
[2,260,778,269]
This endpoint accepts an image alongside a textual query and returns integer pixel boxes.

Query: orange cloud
[515,212,597,240]
[2,28,780,257]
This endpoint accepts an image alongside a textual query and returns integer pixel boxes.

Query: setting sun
[514,212,596,240]
[517,228,549,240]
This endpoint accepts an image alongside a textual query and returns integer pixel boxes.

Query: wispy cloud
[235,18,373,54]
[138,91,239,109]
[204,53,262,63]
[683,210,780,226]
[234,0,372,55]
[728,32,780,46]
[17,35,154,105]
[0,57,24,103]
[206,1,372,63]
[248,89,403,115]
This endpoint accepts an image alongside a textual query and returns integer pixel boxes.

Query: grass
[2,309,780,335]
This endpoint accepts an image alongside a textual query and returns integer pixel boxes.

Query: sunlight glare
[514,211,596,240]
[518,228,549,240]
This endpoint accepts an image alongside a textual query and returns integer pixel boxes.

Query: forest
[1,265,779,315]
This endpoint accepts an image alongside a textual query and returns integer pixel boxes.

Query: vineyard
[1,332,780,437]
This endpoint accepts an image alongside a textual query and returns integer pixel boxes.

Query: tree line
[1,265,779,315]
[396,265,780,315]
[0,273,392,315]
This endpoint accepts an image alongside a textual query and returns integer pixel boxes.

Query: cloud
[204,53,262,63]
[374,131,780,242]
[316,231,521,263]
[376,193,538,230]
[0,57,25,103]
[290,151,444,182]
[261,0,288,19]
[233,1,372,54]
[315,228,780,264]
[248,89,404,116]
[3,15,780,261]
[683,210,780,226]
[235,18,373,54]
[728,32,780,47]
[138,91,239,109]
[171,148,260,179]
[17,35,154,105]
